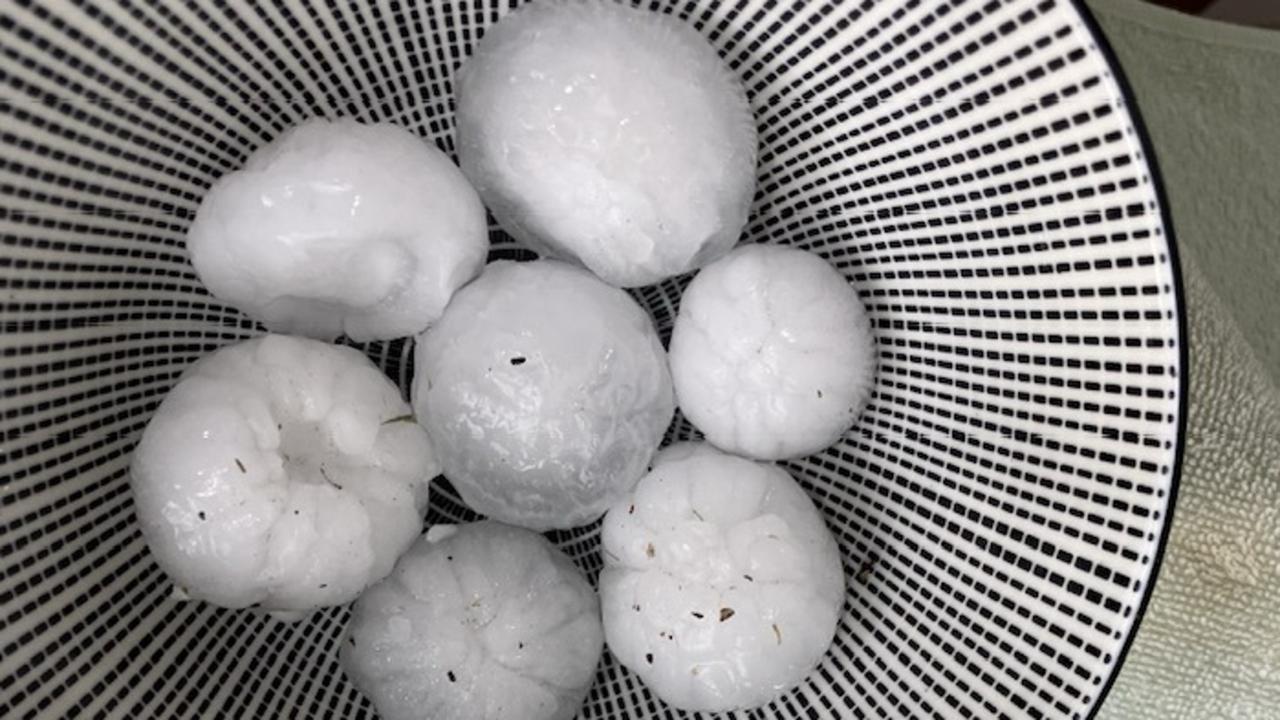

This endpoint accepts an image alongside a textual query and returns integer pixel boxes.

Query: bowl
[0,1,1185,718]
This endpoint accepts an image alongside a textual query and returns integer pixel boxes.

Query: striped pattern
[0,1,1182,719]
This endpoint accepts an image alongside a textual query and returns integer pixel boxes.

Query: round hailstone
[455,0,757,287]
[129,334,439,618]
[342,521,603,720]
[669,244,876,460]
[414,259,674,531]
[600,443,844,712]
[187,118,488,341]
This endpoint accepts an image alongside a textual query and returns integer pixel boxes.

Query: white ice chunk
[129,334,439,616]
[413,259,674,530]
[455,0,757,287]
[342,521,603,720]
[186,118,488,341]
[600,444,844,712]
[669,244,876,460]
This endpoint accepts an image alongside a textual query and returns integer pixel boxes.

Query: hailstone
[414,259,674,530]
[455,0,757,287]
[129,334,439,618]
[600,443,844,712]
[669,244,876,460]
[342,521,603,720]
[186,118,488,341]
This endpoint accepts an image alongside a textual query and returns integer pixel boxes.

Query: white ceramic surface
[0,1,1184,719]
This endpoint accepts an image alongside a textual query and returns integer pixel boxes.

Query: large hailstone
[414,259,674,530]
[129,334,439,617]
[187,118,488,341]
[455,0,757,287]
[600,443,845,712]
[342,521,603,720]
[669,244,876,460]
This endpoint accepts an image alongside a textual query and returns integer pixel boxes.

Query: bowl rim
[1069,1,1190,717]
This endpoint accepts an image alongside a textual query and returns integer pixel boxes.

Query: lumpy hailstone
[130,334,438,617]
[600,443,844,712]
[455,0,757,287]
[342,522,603,720]
[186,118,488,341]
[670,244,876,460]
[414,259,674,530]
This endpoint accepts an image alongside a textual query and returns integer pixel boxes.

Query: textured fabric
[1086,2,1280,717]
[1088,0,1280,384]
[1097,260,1280,720]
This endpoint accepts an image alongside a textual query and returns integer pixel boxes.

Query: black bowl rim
[1068,1,1189,718]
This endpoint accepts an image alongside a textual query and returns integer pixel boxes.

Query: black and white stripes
[0,1,1182,719]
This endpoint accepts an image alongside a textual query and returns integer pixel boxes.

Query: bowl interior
[0,1,1183,719]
